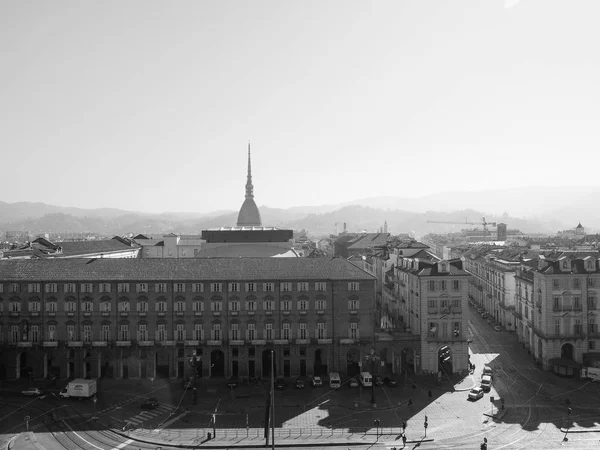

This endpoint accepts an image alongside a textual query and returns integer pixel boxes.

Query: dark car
[275,378,286,390]
[295,378,306,389]
[141,397,159,410]
[374,376,384,387]
[227,376,239,388]
[383,377,398,387]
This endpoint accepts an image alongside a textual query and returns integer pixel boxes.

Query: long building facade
[0,258,376,381]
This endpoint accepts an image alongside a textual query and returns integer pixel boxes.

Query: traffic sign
[424,422,428,428]
[24,415,30,421]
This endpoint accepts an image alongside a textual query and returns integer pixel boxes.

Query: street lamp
[365,349,380,407]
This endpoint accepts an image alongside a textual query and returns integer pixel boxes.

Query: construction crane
[426,217,497,238]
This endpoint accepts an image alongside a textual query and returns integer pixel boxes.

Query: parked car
[311,376,323,387]
[494,325,502,332]
[349,378,359,388]
[227,376,239,388]
[141,397,159,410]
[481,375,493,392]
[275,378,286,390]
[21,387,44,397]
[383,377,398,387]
[295,378,306,389]
[482,366,493,379]
[468,387,484,401]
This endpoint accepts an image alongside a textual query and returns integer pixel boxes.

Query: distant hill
[0,186,594,239]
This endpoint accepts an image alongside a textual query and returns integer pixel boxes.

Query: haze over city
[2,0,600,215]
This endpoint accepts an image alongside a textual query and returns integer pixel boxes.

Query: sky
[2,0,600,214]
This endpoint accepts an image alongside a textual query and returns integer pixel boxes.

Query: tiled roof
[51,239,138,256]
[347,233,390,249]
[0,257,376,281]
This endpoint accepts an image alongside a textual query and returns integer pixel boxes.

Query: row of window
[427,280,461,292]
[428,321,462,337]
[1,300,361,313]
[550,318,598,335]
[1,322,361,343]
[552,278,595,289]
[1,281,361,294]
[427,299,462,309]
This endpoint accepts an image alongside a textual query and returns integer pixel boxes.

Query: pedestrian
[408,398,413,406]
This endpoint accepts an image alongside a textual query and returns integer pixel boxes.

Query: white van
[328,372,341,389]
[359,372,372,387]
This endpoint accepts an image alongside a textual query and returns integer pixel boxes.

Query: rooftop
[0,257,376,281]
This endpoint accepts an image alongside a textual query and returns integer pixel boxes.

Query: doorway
[210,350,225,377]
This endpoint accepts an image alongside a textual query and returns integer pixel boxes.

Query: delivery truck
[59,378,97,399]
[581,367,600,382]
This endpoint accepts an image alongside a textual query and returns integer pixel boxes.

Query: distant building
[0,236,140,259]
[333,233,391,258]
[134,234,204,259]
[196,144,296,257]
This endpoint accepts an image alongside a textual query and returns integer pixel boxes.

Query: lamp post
[365,349,380,407]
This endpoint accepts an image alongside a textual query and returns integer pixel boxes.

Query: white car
[468,387,484,401]
[22,387,44,396]
[311,376,323,387]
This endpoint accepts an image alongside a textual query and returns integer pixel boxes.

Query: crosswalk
[124,404,173,427]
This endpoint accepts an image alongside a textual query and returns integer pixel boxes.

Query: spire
[245,141,254,199]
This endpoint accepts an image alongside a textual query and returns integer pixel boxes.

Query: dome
[237,197,262,227]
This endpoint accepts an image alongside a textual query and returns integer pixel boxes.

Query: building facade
[0,258,376,381]
[463,248,520,332]
[395,256,471,376]
[515,255,600,374]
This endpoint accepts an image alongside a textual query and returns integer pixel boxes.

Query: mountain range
[0,186,597,239]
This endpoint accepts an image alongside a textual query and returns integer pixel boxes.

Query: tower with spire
[236,142,263,227]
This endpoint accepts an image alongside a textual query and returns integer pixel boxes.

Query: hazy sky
[2,0,600,214]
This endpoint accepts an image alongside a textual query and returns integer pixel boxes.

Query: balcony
[67,341,83,347]
[92,341,108,347]
[251,340,266,345]
[247,311,255,316]
[349,310,358,315]
[230,311,239,316]
[317,310,325,315]
[194,311,203,316]
[119,311,128,317]
[426,334,464,343]
[43,341,58,347]
[282,311,290,315]
[265,311,273,315]
[230,340,245,346]
[138,340,154,346]
[10,312,20,317]
[175,311,184,317]
[101,311,110,317]
[299,311,307,315]
[46,311,56,317]
[207,340,222,346]
[17,341,33,348]
[116,341,131,347]
[161,340,176,347]
[317,338,333,345]
[83,312,91,317]
[212,311,221,317]
[157,312,166,317]
[339,338,355,345]
[138,311,147,317]
[185,340,200,346]
[296,339,310,345]
[29,312,40,317]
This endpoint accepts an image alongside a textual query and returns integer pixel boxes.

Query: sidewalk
[9,427,433,449]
